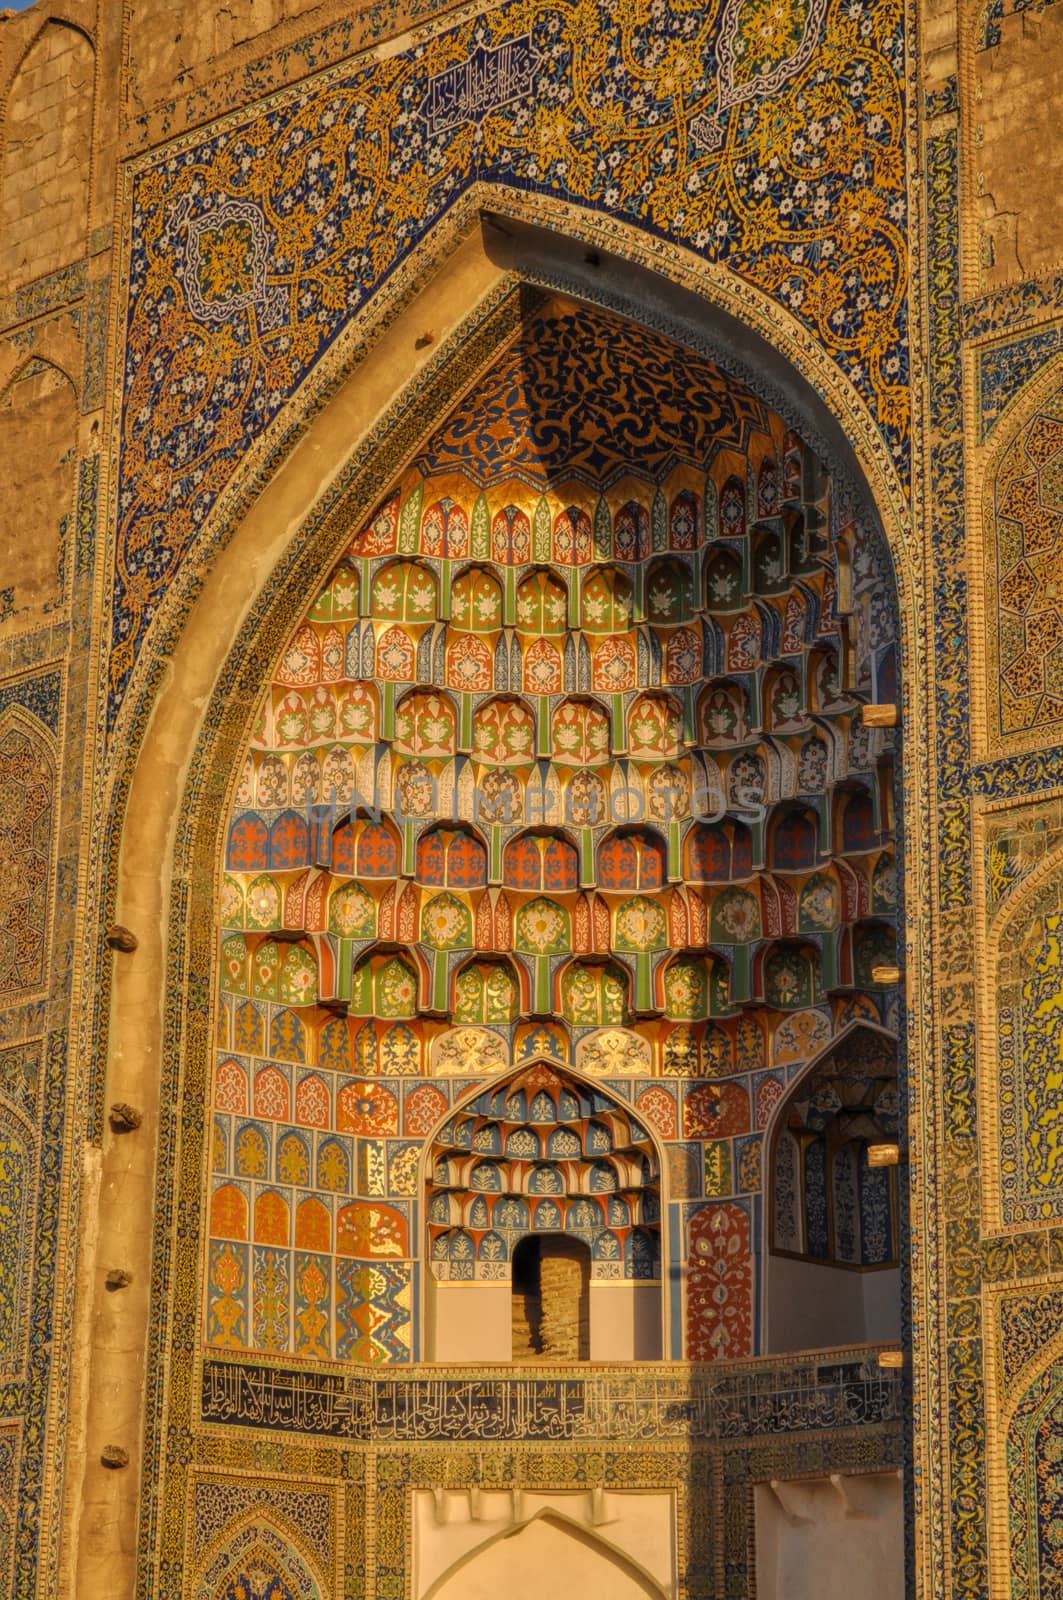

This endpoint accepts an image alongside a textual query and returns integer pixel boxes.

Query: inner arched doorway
[511,1234,590,1361]
[425,1060,662,1362]
[424,1511,669,1600]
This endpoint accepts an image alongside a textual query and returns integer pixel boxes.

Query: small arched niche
[0,359,77,633]
[424,1060,663,1362]
[764,1024,901,1352]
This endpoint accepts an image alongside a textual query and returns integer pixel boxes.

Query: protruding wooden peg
[867,1142,901,1168]
[109,1103,142,1133]
[105,1268,133,1290]
[830,1474,872,1519]
[105,925,138,953]
[768,1480,813,1525]
[860,703,899,728]
[101,1445,129,1469]
[871,963,901,985]
[878,1349,905,1369]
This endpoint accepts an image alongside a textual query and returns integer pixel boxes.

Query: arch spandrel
[111,0,912,728]
[190,1511,328,1600]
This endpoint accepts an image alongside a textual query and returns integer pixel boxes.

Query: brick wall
[0,21,93,294]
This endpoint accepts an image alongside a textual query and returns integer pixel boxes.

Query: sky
[3,1,39,10]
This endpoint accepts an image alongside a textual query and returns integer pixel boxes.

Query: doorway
[511,1234,591,1361]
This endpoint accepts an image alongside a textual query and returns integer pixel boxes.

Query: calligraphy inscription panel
[200,1355,903,1443]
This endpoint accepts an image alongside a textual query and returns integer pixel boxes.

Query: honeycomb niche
[209,292,902,1366]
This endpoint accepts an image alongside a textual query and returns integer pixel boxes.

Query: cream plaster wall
[412,1489,675,1600]
[429,1282,515,1363]
[428,1278,662,1361]
[754,1473,904,1600]
[765,1257,901,1352]
[589,1282,662,1361]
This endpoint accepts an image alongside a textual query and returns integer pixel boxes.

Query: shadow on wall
[755,1474,904,1600]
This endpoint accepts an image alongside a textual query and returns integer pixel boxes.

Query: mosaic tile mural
[0,716,54,1003]
[983,375,1063,755]
[980,790,1063,919]
[0,660,65,1600]
[982,842,1063,1232]
[0,625,83,1600]
[206,293,902,1371]
[977,1275,1063,1600]
[0,1424,17,1600]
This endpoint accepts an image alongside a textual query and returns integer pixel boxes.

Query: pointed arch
[761,1020,901,1351]
[0,1097,35,1373]
[190,1510,326,1600]
[100,196,918,1594]
[423,1506,669,1600]
[0,354,78,628]
[980,830,1063,1230]
[420,1057,667,1360]
[973,348,1063,761]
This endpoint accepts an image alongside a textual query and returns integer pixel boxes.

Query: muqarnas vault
[210,295,902,1362]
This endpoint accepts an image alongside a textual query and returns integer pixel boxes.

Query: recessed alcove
[764,1025,902,1352]
[425,1062,663,1363]
[157,219,913,1600]
[412,1491,675,1600]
